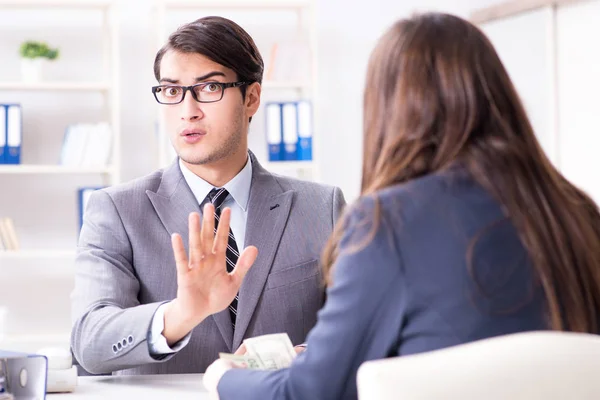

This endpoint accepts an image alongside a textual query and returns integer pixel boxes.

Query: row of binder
[266,100,312,162]
[0,104,22,164]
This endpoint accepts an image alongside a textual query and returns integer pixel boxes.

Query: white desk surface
[47,373,208,399]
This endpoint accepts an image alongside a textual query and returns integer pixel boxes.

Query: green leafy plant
[19,41,59,60]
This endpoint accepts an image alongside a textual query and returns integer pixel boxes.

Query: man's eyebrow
[194,71,226,82]
[159,71,227,85]
[159,78,178,84]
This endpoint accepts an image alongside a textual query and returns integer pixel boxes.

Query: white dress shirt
[148,156,253,355]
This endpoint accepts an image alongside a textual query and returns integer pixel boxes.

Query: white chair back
[357,331,600,400]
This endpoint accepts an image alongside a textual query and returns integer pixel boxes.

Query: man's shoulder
[270,173,339,197]
[102,168,166,202]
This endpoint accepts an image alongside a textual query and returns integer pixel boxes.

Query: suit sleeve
[70,190,178,374]
[217,197,405,400]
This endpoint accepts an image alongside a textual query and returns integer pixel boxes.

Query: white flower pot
[21,58,45,83]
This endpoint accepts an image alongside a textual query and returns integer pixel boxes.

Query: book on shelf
[0,218,20,251]
[60,122,112,168]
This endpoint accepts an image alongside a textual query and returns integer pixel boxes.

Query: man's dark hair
[154,16,264,100]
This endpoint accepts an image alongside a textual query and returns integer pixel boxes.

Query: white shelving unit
[0,0,121,251]
[0,0,120,351]
[153,0,320,181]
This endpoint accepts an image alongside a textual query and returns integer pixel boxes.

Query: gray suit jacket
[70,153,345,375]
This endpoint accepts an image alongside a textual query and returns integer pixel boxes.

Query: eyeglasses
[151,81,248,105]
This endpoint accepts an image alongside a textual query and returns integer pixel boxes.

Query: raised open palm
[170,203,258,324]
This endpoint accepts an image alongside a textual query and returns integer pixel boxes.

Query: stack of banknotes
[219,333,297,370]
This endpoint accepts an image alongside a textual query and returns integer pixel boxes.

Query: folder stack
[265,100,313,162]
[0,104,22,165]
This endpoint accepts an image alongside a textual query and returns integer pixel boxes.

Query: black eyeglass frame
[151,81,249,104]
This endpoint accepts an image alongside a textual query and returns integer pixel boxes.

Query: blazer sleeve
[217,197,406,400]
[70,189,176,374]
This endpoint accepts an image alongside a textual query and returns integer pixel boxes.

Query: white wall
[477,0,600,205]
[481,8,557,165]
[556,0,600,203]
[316,0,502,200]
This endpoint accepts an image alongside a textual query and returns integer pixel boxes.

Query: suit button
[122,338,127,347]
[117,342,122,351]
[112,344,118,353]
[128,335,133,344]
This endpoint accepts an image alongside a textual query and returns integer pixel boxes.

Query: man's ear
[245,82,261,118]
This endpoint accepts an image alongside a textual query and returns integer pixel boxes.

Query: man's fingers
[171,233,189,275]
[231,246,258,286]
[188,212,202,266]
[213,207,231,255]
[200,203,215,260]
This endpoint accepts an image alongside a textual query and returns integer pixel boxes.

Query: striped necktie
[207,187,239,328]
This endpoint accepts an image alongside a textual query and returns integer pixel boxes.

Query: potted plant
[19,40,60,82]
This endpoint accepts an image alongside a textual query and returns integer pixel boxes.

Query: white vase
[21,58,45,83]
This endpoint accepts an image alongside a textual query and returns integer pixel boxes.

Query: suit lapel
[233,154,294,349]
[146,160,198,246]
[146,159,234,349]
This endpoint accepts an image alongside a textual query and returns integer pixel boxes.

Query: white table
[47,374,209,399]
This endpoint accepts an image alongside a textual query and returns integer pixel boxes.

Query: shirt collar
[179,155,253,211]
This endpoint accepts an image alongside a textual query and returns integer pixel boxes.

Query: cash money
[243,333,297,370]
[218,353,265,370]
[219,333,297,370]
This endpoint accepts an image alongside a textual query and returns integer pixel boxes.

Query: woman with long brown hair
[204,11,600,400]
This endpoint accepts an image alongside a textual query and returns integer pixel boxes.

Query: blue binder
[266,102,283,161]
[5,104,22,165]
[282,102,298,161]
[0,105,6,164]
[296,100,313,161]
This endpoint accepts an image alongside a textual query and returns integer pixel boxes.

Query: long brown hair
[322,12,600,332]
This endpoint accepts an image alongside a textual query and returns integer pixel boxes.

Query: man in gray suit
[70,16,345,375]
